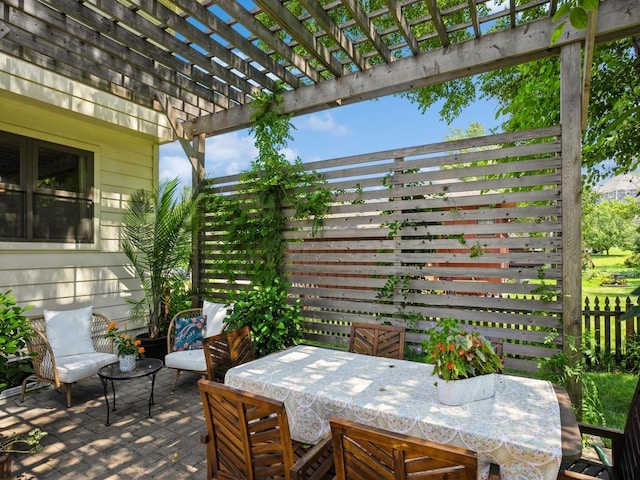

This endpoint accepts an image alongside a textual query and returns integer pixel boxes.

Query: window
[0,131,94,243]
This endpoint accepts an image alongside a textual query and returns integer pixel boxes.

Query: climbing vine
[205,82,332,354]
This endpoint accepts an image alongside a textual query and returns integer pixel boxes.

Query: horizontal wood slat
[200,128,564,372]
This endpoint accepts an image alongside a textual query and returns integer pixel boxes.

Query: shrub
[0,290,33,392]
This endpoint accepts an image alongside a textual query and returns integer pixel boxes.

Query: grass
[588,372,636,430]
[583,248,640,299]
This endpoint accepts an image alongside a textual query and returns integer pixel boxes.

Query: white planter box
[436,373,495,406]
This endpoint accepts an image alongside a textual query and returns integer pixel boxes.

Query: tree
[402,2,640,186]
[121,178,200,338]
[582,190,640,254]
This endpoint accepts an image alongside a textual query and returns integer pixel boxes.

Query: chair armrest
[27,329,59,384]
[578,422,624,441]
[290,434,334,480]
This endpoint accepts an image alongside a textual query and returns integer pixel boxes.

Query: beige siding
[0,86,160,327]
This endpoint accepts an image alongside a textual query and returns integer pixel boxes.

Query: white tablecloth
[225,345,562,480]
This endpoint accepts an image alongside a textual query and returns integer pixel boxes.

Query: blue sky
[159,93,503,186]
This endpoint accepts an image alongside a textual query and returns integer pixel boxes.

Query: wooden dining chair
[330,417,496,480]
[202,325,255,383]
[198,379,334,480]
[348,322,406,359]
[558,376,640,480]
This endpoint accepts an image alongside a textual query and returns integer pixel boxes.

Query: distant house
[596,173,640,201]
[0,54,174,322]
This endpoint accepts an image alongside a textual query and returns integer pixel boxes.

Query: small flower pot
[436,373,495,406]
[118,354,137,373]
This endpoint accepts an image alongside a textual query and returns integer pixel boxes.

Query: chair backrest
[349,322,406,359]
[615,376,640,480]
[202,326,255,382]
[330,417,477,480]
[198,379,296,480]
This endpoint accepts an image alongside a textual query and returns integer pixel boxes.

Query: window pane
[0,190,25,239]
[33,194,93,242]
[37,146,85,193]
[0,136,21,185]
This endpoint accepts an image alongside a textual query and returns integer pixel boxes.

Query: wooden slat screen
[199,126,564,372]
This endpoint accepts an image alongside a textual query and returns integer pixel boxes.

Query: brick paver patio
[0,367,207,479]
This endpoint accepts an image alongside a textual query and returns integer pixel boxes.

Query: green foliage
[538,331,606,425]
[0,428,46,454]
[423,318,503,381]
[550,0,599,44]
[204,84,331,354]
[206,83,331,287]
[582,192,640,255]
[0,290,33,392]
[623,334,640,373]
[121,178,200,338]
[404,3,640,187]
[224,279,303,357]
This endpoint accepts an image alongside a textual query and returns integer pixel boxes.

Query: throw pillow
[44,305,96,358]
[203,300,228,338]
[173,315,206,351]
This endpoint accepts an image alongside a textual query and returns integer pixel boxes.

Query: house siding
[0,65,167,327]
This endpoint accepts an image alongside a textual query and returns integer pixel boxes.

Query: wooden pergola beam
[186,0,640,138]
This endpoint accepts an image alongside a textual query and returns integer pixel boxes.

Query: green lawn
[588,372,636,429]
[583,248,639,299]
[581,253,637,430]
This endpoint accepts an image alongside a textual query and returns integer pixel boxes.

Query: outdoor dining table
[225,344,581,480]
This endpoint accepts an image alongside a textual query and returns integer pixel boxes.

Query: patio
[0,368,206,479]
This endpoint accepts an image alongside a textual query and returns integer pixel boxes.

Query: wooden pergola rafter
[3,0,635,139]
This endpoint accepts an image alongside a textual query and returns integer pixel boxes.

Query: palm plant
[121,178,200,338]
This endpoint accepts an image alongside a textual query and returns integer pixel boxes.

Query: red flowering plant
[105,322,145,357]
[423,318,503,381]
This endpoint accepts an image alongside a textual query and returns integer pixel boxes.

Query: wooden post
[192,133,206,304]
[560,42,583,413]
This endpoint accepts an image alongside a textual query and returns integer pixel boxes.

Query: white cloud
[159,131,258,189]
[205,132,257,179]
[298,112,350,136]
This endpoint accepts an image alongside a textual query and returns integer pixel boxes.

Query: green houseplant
[0,291,33,393]
[121,178,200,346]
[423,318,503,405]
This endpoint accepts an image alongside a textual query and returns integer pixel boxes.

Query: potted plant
[0,290,33,394]
[0,428,46,479]
[104,322,145,372]
[121,177,200,359]
[423,318,503,405]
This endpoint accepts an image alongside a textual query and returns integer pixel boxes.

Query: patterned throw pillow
[173,316,206,351]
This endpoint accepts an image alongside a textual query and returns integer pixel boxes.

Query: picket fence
[583,295,640,362]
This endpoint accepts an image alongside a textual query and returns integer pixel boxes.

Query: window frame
[0,130,96,244]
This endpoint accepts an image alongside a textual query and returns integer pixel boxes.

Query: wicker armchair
[20,311,117,407]
[198,379,334,480]
[165,303,230,390]
[349,322,406,359]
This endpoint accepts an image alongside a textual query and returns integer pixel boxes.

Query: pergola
[2,1,638,170]
[2,0,640,403]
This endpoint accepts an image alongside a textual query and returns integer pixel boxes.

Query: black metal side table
[97,358,163,426]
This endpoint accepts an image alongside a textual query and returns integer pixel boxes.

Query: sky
[159,93,503,187]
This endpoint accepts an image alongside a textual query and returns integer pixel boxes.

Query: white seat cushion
[165,350,206,372]
[203,300,228,338]
[55,352,117,383]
